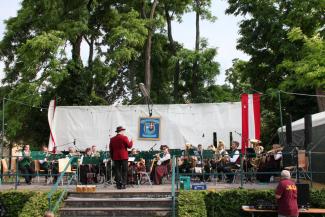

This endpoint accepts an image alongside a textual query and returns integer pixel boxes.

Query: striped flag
[241,93,261,153]
[48,98,57,153]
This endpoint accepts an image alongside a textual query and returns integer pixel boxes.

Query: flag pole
[278,91,284,144]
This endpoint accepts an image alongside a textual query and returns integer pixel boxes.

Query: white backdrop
[49,103,242,151]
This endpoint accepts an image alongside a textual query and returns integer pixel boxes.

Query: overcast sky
[0,0,249,85]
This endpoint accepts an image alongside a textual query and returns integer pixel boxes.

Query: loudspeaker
[213,132,217,148]
[304,114,312,150]
[296,183,310,208]
[229,132,233,147]
[286,115,293,146]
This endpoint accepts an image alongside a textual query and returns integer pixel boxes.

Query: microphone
[72,138,81,152]
[234,131,242,136]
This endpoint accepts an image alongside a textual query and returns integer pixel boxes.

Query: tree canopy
[0,0,230,147]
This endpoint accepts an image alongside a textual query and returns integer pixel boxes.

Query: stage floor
[0,181,278,192]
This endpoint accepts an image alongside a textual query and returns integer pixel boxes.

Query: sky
[0,0,249,85]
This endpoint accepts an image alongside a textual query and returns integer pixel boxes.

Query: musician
[257,144,283,182]
[178,143,195,174]
[66,147,80,157]
[250,139,264,156]
[91,145,100,157]
[154,145,171,185]
[213,140,228,181]
[222,141,240,183]
[38,145,50,182]
[128,148,139,184]
[109,126,133,189]
[79,148,96,184]
[18,144,35,184]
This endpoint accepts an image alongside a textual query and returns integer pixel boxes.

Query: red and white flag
[241,93,261,153]
[48,98,57,153]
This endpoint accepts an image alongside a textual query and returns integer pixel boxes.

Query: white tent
[278,111,325,183]
[48,103,243,151]
[278,111,325,133]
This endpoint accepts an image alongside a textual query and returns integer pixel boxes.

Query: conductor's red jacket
[109,134,133,160]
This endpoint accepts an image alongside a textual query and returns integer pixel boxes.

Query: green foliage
[225,0,324,144]
[178,189,325,217]
[178,190,207,217]
[0,190,64,217]
[279,28,325,89]
[0,190,34,217]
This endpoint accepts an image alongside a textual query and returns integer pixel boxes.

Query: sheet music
[128,157,135,162]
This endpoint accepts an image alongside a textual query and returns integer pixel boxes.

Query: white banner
[49,103,242,151]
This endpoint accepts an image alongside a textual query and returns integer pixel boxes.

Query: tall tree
[279,28,325,111]
[191,0,216,101]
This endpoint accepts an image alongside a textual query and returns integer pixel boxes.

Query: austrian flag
[241,93,261,153]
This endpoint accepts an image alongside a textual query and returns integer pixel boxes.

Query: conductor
[109,126,133,189]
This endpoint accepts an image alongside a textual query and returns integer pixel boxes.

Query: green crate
[180,176,191,190]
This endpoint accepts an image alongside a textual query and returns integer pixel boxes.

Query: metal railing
[171,155,176,217]
[47,156,77,212]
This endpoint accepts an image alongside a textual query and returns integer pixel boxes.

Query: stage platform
[0,181,278,192]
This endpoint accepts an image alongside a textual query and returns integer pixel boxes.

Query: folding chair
[1,159,10,182]
[285,150,310,180]
[58,158,75,185]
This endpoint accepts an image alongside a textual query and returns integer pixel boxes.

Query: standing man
[109,126,133,189]
[275,170,298,217]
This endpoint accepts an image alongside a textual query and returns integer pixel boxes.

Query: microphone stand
[149,143,158,152]
[105,130,115,186]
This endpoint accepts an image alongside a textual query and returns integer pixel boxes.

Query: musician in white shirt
[154,145,171,184]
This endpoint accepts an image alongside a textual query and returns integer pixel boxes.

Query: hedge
[178,189,325,217]
[0,190,65,217]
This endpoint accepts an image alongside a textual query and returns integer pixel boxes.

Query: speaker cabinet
[296,183,310,208]
[213,132,217,148]
[304,115,312,150]
[286,115,293,146]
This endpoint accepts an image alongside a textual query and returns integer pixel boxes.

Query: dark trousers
[19,165,35,184]
[114,160,128,187]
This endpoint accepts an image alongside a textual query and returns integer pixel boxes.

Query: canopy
[278,111,325,132]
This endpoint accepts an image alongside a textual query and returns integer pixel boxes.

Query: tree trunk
[165,8,180,103]
[316,88,325,112]
[192,0,200,101]
[195,0,200,52]
[144,0,158,95]
[88,37,94,67]
[71,35,83,64]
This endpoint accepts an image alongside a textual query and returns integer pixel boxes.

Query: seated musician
[91,145,100,157]
[127,148,139,184]
[221,141,240,183]
[80,147,97,184]
[38,145,51,182]
[193,144,210,181]
[213,140,228,181]
[18,144,35,184]
[251,139,264,156]
[257,144,283,182]
[154,145,171,185]
[178,143,195,174]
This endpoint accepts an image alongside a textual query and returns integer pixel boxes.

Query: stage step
[68,191,173,198]
[59,191,175,217]
[64,197,172,208]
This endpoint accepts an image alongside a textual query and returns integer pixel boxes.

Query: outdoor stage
[0,181,279,192]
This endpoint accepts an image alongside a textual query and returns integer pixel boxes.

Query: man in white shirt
[223,141,240,183]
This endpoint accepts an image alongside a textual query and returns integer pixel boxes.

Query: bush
[0,191,34,217]
[178,190,207,217]
[0,190,65,217]
[178,189,325,217]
